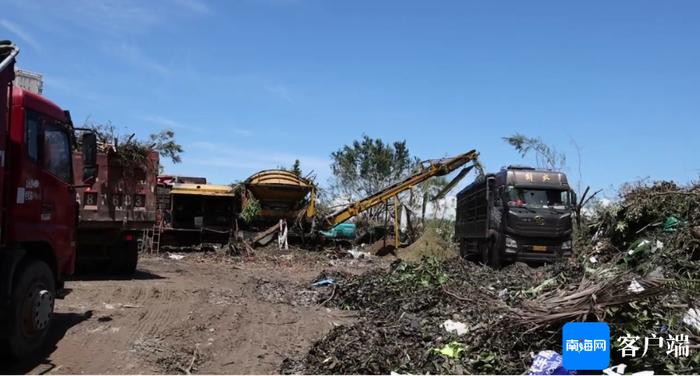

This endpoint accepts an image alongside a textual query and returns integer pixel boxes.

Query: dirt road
[2,251,381,374]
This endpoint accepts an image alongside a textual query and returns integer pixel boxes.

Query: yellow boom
[323,149,480,228]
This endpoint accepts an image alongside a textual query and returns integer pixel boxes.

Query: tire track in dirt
[19,254,381,374]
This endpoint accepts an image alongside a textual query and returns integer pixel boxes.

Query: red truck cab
[0,41,97,359]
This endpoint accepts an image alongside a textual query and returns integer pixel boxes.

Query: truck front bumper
[503,239,572,263]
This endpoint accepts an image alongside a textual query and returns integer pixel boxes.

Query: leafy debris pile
[282,181,700,374]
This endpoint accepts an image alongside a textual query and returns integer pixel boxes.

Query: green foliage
[432,342,466,359]
[291,159,302,177]
[330,134,418,201]
[149,129,183,164]
[240,196,261,224]
[390,257,450,288]
[419,176,449,222]
[82,121,151,184]
[502,133,566,171]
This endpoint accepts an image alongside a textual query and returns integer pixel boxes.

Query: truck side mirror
[571,191,578,207]
[81,132,98,184]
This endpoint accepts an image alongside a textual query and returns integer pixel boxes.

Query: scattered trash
[441,319,468,335]
[682,308,700,332]
[527,350,574,375]
[603,363,654,376]
[347,248,371,259]
[627,279,645,293]
[663,216,680,233]
[627,239,651,256]
[168,253,186,260]
[311,278,336,288]
[432,341,465,359]
[282,181,700,375]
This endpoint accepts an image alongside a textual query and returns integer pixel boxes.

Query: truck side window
[25,112,40,162]
[43,129,72,182]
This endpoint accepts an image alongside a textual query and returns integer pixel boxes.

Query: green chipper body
[320,223,357,240]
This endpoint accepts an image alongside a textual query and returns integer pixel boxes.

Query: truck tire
[480,240,490,265]
[481,238,502,269]
[459,240,476,261]
[121,241,138,275]
[489,238,502,269]
[109,241,138,275]
[7,259,55,359]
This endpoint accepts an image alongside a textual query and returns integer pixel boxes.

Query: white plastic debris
[589,256,598,264]
[627,279,645,293]
[652,240,664,252]
[682,308,700,332]
[168,253,186,260]
[441,319,468,335]
[628,240,650,255]
[347,248,371,259]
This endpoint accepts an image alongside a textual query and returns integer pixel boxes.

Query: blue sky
[3,0,698,198]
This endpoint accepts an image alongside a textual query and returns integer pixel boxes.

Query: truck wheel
[481,238,502,269]
[110,241,138,275]
[489,239,502,269]
[121,241,138,275]
[459,240,476,261]
[480,240,490,265]
[7,260,55,359]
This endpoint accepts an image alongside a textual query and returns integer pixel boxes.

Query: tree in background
[502,133,566,171]
[291,159,302,177]
[330,135,416,202]
[419,176,448,223]
[149,129,183,165]
[503,132,600,229]
[83,122,183,174]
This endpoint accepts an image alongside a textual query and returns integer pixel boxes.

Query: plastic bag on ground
[528,350,575,375]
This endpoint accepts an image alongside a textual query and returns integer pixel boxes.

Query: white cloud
[264,84,294,103]
[71,0,162,35]
[232,129,253,136]
[142,115,203,132]
[0,19,42,52]
[104,42,171,77]
[189,141,330,181]
[172,0,212,15]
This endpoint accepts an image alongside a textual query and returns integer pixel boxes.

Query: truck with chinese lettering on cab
[0,41,98,359]
[455,166,576,267]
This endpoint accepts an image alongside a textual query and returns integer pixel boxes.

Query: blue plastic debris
[528,350,576,375]
[311,278,336,288]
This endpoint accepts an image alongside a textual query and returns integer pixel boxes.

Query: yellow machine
[252,150,481,247]
[320,149,482,247]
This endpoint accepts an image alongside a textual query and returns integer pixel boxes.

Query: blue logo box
[562,322,610,370]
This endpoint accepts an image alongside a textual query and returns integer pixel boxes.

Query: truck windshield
[507,187,570,209]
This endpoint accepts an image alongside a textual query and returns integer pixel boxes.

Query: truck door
[16,110,75,274]
[40,122,75,273]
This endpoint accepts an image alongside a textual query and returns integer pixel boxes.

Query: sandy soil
[1,250,384,375]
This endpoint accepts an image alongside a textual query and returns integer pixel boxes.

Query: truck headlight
[505,236,517,248]
[562,240,572,250]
